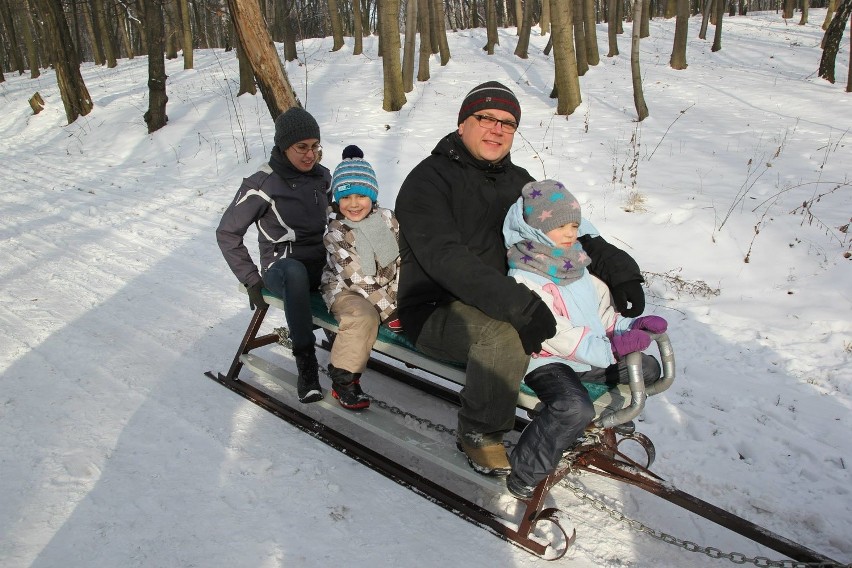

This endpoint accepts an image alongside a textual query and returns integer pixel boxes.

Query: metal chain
[275,329,848,568]
[557,477,848,568]
[367,395,458,436]
[276,327,460,436]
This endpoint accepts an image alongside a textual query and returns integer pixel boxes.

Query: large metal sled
[206,286,845,565]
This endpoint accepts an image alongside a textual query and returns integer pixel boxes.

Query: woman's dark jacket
[216,149,331,288]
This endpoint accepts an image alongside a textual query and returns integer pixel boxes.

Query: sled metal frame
[206,287,844,565]
[208,296,569,557]
[205,365,559,556]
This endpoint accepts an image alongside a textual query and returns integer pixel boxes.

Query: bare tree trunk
[514,0,533,58]
[37,0,93,123]
[847,12,852,92]
[782,0,794,19]
[631,0,649,120]
[92,0,117,67]
[403,0,416,91]
[550,0,581,115]
[132,1,149,55]
[278,0,297,61]
[145,0,168,132]
[670,0,689,69]
[417,0,431,80]
[617,0,623,33]
[228,0,299,120]
[819,0,852,83]
[512,0,521,31]
[607,0,619,56]
[699,0,711,39]
[82,0,105,65]
[798,0,809,24]
[640,0,650,38]
[484,0,498,53]
[191,0,209,49]
[823,0,836,30]
[541,0,551,35]
[21,0,41,78]
[328,0,345,51]
[117,6,135,60]
[584,0,600,65]
[164,0,179,58]
[379,0,406,110]
[353,0,364,54]
[377,4,384,56]
[231,16,256,95]
[362,0,373,33]
[178,0,193,68]
[428,0,438,53]
[1,0,26,74]
[573,0,588,75]
[432,0,450,64]
[711,0,724,51]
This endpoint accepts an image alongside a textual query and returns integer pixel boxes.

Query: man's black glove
[612,280,645,317]
[516,296,557,355]
[247,282,268,311]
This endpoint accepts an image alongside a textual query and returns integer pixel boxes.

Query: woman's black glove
[516,296,557,355]
[247,282,268,311]
[612,280,645,317]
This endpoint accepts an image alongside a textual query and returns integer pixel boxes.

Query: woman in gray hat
[216,107,331,404]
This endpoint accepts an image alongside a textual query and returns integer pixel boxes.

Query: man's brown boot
[457,438,511,477]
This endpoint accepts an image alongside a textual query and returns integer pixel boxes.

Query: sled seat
[251,286,675,427]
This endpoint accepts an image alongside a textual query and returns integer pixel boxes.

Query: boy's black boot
[328,364,370,410]
[293,346,323,403]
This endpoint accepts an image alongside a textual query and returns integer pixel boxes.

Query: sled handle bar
[594,333,675,429]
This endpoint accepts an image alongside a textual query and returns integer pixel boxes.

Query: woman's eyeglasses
[291,143,322,155]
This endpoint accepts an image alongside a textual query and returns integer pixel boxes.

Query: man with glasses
[217,106,331,404]
[395,81,645,478]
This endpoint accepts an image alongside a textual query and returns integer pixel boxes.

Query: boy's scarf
[346,212,399,276]
[507,240,591,285]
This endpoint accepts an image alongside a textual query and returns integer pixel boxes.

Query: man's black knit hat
[457,81,521,126]
[274,107,320,150]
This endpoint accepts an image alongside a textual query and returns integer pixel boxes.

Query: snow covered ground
[1,11,850,568]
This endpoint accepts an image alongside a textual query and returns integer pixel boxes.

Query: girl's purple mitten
[631,315,668,334]
[612,329,652,358]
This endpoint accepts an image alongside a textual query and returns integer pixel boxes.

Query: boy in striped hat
[320,146,402,410]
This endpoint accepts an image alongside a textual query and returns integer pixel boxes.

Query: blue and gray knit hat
[331,145,379,203]
[522,179,581,234]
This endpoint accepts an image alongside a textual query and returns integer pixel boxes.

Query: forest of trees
[1,0,848,127]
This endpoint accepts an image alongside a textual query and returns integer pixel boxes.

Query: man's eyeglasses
[471,114,518,134]
[290,142,322,155]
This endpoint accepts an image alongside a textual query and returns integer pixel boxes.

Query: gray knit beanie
[274,107,321,150]
[522,180,581,234]
[457,81,521,126]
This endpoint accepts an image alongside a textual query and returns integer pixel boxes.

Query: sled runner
[206,285,845,565]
